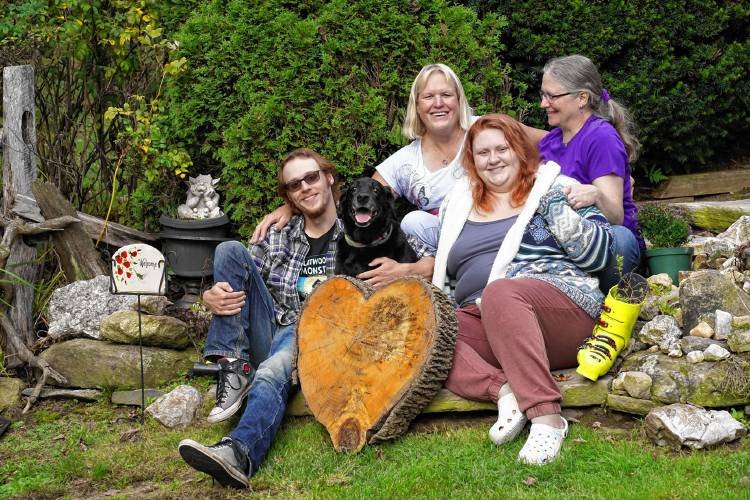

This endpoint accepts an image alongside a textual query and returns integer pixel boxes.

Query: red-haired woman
[432,114,613,464]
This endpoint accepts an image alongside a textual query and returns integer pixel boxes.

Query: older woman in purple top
[534,55,642,292]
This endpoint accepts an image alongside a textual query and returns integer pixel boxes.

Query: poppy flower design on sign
[110,244,166,295]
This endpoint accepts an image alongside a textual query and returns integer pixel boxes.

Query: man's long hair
[277,148,340,205]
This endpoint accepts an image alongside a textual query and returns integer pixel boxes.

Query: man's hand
[202,282,246,315]
[357,256,435,288]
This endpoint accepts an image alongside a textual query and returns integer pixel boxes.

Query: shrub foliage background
[1,0,748,235]
[476,0,750,183]
[160,0,523,235]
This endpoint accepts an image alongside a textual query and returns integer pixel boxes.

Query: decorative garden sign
[110,244,167,296]
[109,243,167,421]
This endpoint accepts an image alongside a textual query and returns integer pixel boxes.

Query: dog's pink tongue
[355,212,372,224]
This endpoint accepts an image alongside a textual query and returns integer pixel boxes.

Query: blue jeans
[204,241,275,367]
[203,241,296,474]
[401,210,440,253]
[230,323,295,475]
[596,225,642,294]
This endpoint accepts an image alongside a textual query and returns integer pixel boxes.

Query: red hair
[462,114,539,213]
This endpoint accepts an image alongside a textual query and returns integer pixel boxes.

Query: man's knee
[255,349,293,385]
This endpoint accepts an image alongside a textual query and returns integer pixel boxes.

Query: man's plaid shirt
[250,214,434,326]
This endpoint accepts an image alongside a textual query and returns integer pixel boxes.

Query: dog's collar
[343,225,392,248]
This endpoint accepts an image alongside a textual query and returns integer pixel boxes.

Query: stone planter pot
[645,247,694,286]
[159,214,232,278]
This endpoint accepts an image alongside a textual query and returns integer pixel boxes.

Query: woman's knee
[400,211,439,250]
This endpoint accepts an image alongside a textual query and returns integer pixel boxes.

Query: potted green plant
[638,204,693,285]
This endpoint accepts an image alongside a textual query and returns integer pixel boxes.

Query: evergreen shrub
[159,0,529,236]
[465,0,750,183]
[638,204,690,248]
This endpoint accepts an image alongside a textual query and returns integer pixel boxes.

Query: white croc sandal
[489,391,527,446]
[518,417,568,465]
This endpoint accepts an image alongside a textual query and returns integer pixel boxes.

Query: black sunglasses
[284,170,322,192]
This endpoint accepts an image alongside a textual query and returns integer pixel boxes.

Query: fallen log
[652,169,750,200]
[296,276,457,452]
[12,193,157,247]
[671,199,750,233]
[32,181,106,280]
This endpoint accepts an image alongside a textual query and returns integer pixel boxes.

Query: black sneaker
[179,437,250,489]
[207,358,254,423]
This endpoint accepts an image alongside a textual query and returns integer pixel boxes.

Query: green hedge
[471,0,750,182]
[150,0,749,234]
[159,0,526,236]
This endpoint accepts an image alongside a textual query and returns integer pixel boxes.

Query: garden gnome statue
[176,175,224,219]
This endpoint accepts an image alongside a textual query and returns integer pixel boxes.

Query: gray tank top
[446,215,518,307]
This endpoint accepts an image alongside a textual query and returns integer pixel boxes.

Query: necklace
[429,135,462,167]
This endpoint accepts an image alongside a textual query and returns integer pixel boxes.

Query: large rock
[21,387,101,401]
[640,275,680,321]
[606,394,659,416]
[689,322,714,338]
[728,329,750,354]
[703,344,730,361]
[47,275,137,340]
[40,338,196,389]
[100,310,189,349]
[146,385,202,428]
[679,270,750,332]
[0,377,26,411]
[112,389,165,406]
[645,403,747,450]
[131,296,170,315]
[559,372,611,407]
[622,371,653,399]
[679,336,724,353]
[638,315,683,355]
[728,331,750,353]
[715,310,732,340]
[621,350,750,407]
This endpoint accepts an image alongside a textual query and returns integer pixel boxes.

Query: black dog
[336,177,418,277]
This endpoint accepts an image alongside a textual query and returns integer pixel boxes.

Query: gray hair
[543,55,640,162]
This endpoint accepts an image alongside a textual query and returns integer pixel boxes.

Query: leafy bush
[466,0,750,183]
[0,0,196,229]
[638,205,690,248]
[159,0,528,236]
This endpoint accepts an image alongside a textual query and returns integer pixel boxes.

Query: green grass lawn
[1,396,748,499]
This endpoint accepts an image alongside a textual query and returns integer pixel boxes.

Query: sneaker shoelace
[216,365,244,406]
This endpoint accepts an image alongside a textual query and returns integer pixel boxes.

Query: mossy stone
[40,338,197,390]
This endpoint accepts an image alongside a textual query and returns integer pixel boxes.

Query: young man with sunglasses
[178,148,434,488]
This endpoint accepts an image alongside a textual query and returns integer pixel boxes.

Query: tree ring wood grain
[296,276,457,452]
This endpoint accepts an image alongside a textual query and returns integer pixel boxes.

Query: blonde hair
[544,55,640,163]
[402,63,472,140]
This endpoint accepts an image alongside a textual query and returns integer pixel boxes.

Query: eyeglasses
[539,90,573,102]
[284,170,322,192]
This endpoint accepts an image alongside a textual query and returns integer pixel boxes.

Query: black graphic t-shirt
[297,225,335,299]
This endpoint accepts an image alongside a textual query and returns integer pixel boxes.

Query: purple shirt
[539,116,643,247]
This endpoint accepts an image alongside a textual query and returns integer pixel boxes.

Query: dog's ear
[338,183,352,218]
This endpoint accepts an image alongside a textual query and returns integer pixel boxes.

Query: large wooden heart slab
[296,276,457,452]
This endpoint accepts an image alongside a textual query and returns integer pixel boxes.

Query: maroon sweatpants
[445,278,596,419]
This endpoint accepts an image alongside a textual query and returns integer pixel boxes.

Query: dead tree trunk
[2,66,41,362]
[32,181,106,280]
[296,276,457,452]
